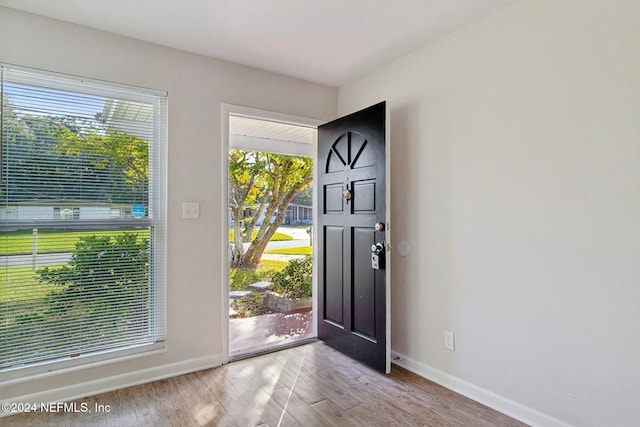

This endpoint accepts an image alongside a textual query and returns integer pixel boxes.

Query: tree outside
[1,94,149,205]
[228,149,312,268]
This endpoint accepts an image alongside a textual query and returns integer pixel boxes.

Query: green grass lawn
[229,229,292,242]
[229,259,288,291]
[2,228,292,256]
[2,226,302,310]
[0,229,145,306]
[0,266,55,303]
[0,229,146,256]
[264,246,312,255]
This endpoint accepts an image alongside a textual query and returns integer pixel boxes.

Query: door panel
[352,227,376,340]
[317,101,389,373]
[324,184,345,213]
[352,179,376,213]
[324,226,345,325]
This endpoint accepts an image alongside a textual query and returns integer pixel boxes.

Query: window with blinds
[0,64,167,379]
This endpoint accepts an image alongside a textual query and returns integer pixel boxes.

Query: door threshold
[229,337,318,363]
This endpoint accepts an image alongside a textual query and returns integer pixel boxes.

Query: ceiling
[230,116,314,145]
[0,0,518,87]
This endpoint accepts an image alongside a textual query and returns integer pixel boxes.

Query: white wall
[0,7,336,401]
[339,1,640,426]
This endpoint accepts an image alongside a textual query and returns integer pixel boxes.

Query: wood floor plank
[309,399,358,427]
[271,387,334,427]
[226,365,289,427]
[269,352,330,402]
[282,373,328,406]
[4,342,528,427]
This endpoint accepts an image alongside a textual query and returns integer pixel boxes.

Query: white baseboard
[2,353,226,416]
[390,351,571,427]
[4,350,569,426]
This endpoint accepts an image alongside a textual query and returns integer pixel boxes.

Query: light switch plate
[182,202,200,219]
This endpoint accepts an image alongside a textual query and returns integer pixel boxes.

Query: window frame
[0,64,168,384]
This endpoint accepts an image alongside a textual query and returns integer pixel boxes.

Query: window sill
[0,341,167,386]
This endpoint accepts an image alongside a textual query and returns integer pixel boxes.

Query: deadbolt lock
[371,242,385,253]
[371,240,386,270]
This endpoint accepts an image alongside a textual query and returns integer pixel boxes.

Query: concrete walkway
[245,226,311,262]
[261,253,306,262]
[243,226,312,251]
[229,308,313,358]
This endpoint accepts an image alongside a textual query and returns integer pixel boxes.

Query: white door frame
[221,103,324,361]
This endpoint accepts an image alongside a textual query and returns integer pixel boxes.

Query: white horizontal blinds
[1,67,156,218]
[0,228,154,369]
[0,65,166,375]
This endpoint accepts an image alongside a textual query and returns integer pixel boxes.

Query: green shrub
[36,233,150,341]
[271,255,312,299]
[2,233,150,365]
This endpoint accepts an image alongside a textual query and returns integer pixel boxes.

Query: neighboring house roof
[101,99,154,141]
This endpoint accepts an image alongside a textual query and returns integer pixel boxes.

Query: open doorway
[222,105,322,360]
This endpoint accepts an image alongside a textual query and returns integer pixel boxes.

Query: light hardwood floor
[4,342,527,426]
